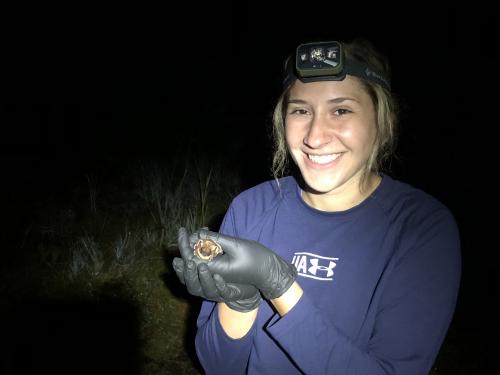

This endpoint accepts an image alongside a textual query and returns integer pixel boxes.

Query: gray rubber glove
[193,228,298,300]
[172,227,261,312]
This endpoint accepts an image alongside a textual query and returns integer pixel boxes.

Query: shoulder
[377,175,460,265]
[230,176,295,212]
[223,176,296,235]
[374,175,457,227]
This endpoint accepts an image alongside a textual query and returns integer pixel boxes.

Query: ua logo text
[291,252,339,281]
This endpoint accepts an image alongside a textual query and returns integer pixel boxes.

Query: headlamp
[284,41,391,91]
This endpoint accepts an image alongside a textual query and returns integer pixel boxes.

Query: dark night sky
[2,6,496,160]
[1,3,498,349]
[2,6,497,213]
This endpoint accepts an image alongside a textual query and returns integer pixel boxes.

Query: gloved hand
[194,228,298,300]
[172,227,261,312]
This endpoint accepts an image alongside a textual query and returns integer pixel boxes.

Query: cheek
[361,119,378,145]
[285,122,300,146]
[348,118,377,147]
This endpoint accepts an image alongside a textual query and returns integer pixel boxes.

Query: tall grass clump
[4,155,241,374]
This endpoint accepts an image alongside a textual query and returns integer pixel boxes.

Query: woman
[173,38,461,375]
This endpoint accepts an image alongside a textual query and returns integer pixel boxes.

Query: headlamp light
[296,41,344,77]
[284,41,391,91]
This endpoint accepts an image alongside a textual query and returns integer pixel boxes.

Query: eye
[289,108,309,115]
[333,108,352,116]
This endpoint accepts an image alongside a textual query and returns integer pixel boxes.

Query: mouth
[306,153,343,166]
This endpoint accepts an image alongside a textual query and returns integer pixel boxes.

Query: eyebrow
[287,97,360,104]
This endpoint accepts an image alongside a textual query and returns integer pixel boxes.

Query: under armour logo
[309,258,335,277]
[291,252,339,281]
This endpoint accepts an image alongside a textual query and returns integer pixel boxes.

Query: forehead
[288,76,369,102]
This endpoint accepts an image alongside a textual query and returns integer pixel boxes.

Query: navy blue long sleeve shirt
[195,174,461,374]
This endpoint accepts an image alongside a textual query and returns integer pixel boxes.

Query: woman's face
[285,77,378,207]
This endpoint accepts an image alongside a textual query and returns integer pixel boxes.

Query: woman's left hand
[189,228,297,300]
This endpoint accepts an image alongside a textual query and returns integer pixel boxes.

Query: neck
[302,173,381,212]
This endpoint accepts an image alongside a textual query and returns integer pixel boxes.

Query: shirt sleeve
[195,301,256,374]
[194,205,256,374]
[266,207,462,375]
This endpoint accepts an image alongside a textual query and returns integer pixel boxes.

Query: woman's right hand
[172,227,261,312]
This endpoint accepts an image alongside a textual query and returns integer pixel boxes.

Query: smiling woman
[172,37,461,375]
[285,78,380,211]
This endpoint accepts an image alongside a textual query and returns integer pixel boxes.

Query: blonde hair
[271,38,398,191]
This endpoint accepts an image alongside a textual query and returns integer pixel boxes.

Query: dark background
[1,3,498,373]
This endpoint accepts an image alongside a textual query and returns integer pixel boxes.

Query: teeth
[308,153,341,164]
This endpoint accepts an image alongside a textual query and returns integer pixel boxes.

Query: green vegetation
[1,156,241,374]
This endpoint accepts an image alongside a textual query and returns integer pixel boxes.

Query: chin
[301,174,342,194]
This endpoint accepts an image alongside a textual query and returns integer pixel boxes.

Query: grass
[0,155,240,374]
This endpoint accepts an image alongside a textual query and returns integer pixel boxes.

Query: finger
[184,260,202,296]
[197,263,221,301]
[178,227,195,261]
[188,228,208,248]
[188,230,198,248]
[172,257,186,285]
[213,273,239,300]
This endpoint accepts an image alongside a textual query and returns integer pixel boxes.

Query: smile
[307,153,342,165]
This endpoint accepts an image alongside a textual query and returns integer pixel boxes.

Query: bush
[1,155,241,374]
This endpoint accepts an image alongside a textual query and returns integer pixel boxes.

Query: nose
[303,114,332,149]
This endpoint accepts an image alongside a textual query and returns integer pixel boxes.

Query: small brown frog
[193,239,223,262]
